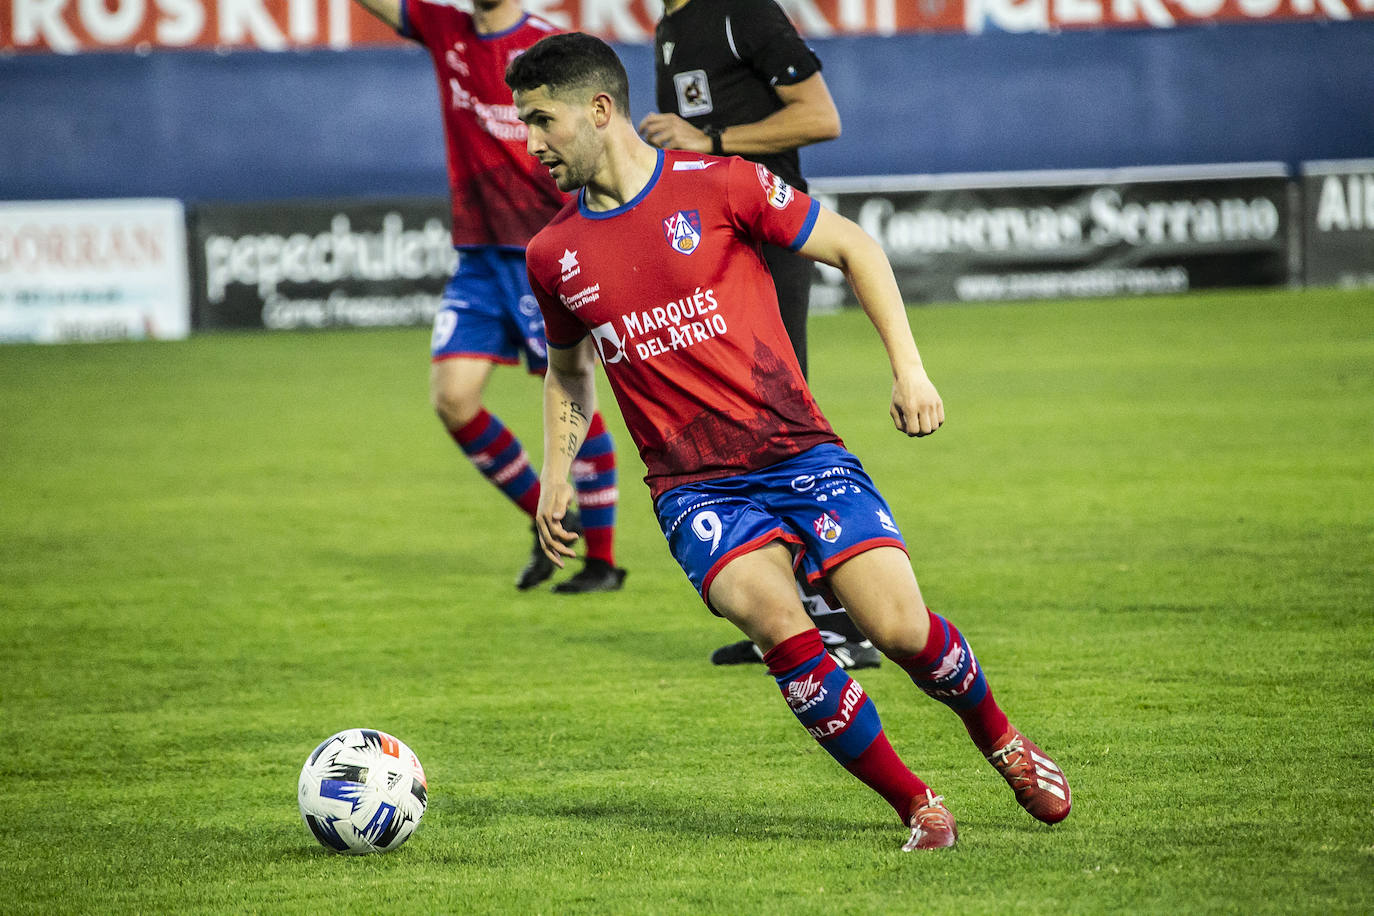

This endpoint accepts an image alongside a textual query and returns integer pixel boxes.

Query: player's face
[516,86,600,193]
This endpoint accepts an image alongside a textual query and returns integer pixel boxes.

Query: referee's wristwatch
[704,124,725,156]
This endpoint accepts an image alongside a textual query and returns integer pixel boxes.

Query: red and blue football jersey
[527,150,842,500]
[399,6,565,248]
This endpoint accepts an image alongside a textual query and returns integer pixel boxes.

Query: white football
[297,728,428,854]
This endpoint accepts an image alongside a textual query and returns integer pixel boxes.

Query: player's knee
[430,380,482,430]
[715,592,809,650]
[861,608,930,659]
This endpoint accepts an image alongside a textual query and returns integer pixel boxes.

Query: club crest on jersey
[755,163,794,210]
[662,210,702,255]
[814,511,843,543]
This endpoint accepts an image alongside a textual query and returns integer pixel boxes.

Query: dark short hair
[505,32,631,115]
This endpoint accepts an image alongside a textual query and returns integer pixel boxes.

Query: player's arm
[350,0,401,31]
[638,72,840,156]
[797,207,944,438]
[536,337,598,564]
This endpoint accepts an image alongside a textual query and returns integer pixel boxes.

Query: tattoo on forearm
[557,399,589,459]
[559,399,589,427]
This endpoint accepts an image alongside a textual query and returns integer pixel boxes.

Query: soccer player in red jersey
[348,0,624,592]
[508,33,1072,850]
[640,0,880,673]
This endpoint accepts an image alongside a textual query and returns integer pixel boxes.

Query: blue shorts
[430,246,548,373]
[654,444,908,613]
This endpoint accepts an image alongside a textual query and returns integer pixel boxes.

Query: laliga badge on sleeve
[756,163,794,209]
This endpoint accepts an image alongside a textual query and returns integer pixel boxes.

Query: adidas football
[297,728,428,854]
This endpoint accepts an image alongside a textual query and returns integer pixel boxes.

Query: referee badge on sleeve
[673,70,713,117]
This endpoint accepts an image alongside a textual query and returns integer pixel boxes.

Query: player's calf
[764,629,933,828]
[894,608,1011,752]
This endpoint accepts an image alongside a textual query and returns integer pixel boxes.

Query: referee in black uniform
[639,2,882,672]
[637,0,840,379]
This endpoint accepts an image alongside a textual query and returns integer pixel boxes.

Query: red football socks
[765,629,931,822]
[895,608,1011,755]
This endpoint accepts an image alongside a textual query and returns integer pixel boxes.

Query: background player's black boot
[515,534,554,590]
[711,640,765,665]
[515,510,582,590]
[552,558,626,594]
[826,639,882,671]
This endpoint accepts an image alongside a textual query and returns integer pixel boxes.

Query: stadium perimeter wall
[6,158,1372,343]
[2,16,1371,342]
[0,22,1371,203]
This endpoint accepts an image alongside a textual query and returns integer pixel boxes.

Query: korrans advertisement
[0,198,191,343]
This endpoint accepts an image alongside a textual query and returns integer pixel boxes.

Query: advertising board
[3,0,1369,52]
[189,198,454,330]
[809,164,1292,307]
[0,198,191,343]
[1301,159,1374,288]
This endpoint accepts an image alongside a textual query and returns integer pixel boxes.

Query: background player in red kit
[508,32,1071,851]
[349,0,624,592]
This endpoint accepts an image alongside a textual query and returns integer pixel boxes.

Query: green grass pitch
[1,287,1371,914]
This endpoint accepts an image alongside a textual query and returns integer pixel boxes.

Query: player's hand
[890,369,944,438]
[637,112,710,154]
[535,479,581,567]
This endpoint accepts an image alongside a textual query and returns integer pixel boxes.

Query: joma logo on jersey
[662,210,702,255]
